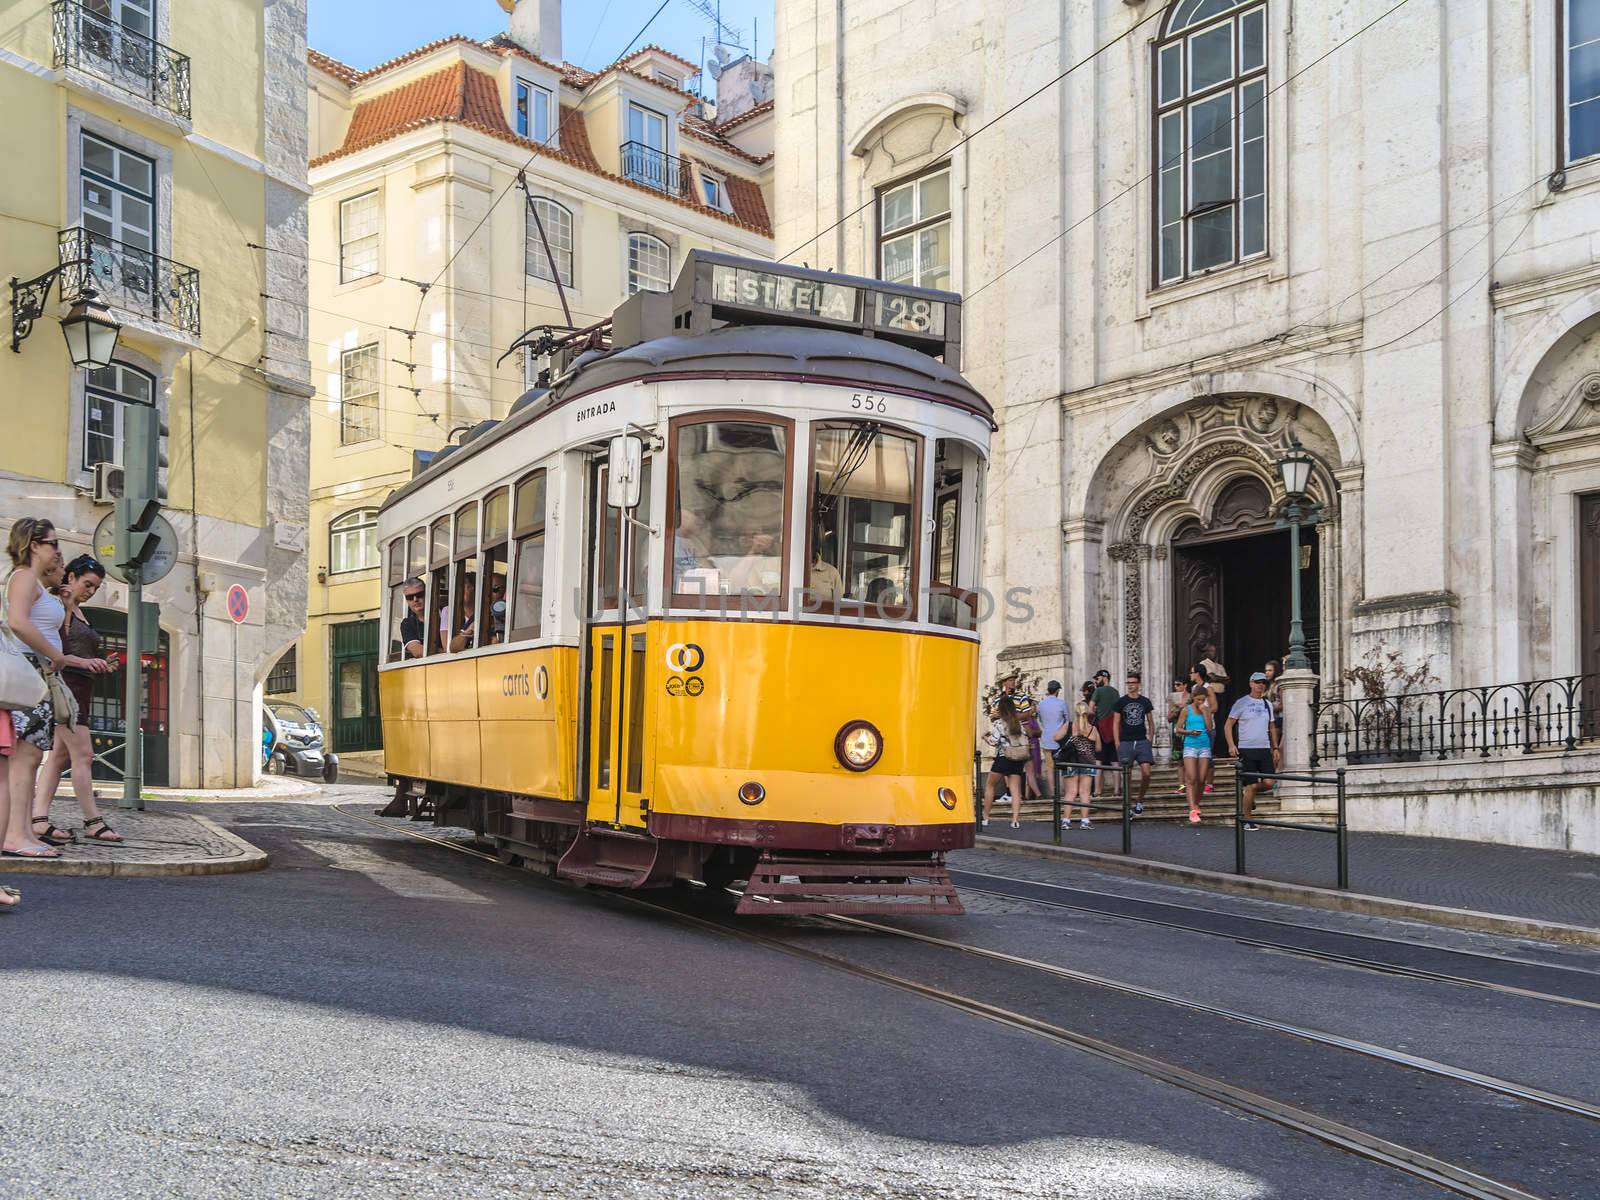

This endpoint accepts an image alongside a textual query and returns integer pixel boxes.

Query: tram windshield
[670,419,789,605]
[807,423,919,617]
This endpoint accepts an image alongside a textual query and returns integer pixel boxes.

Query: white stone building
[772,0,1600,848]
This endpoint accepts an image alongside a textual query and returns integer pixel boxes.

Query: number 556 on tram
[377,251,993,915]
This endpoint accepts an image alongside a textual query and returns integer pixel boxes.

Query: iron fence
[53,0,191,120]
[1311,673,1599,765]
[60,226,202,339]
[620,141,684,194]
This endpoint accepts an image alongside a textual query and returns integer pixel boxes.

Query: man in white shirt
[1225,671,1281,829]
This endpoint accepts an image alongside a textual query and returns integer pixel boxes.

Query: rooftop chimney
[712,54,774,124]
[503,0,561,61]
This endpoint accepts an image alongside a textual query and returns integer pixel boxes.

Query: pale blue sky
[308,0,774,76]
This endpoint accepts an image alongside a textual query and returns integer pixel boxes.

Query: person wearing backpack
[982,694,1036,829]
[1225,672,1281,830]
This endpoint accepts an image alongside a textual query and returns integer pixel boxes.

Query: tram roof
[384,324,993,514]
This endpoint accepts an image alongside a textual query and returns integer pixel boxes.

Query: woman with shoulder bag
[4,519,105,859]
[33,555,120,844]
[1052,701,1102,830]
[981,695,1036,829]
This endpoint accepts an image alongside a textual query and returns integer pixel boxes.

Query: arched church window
[1154,1,1268,285]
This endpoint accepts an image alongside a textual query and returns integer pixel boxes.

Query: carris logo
[502,672,531,696]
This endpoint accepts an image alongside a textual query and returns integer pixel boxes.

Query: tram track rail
[330,804,1584,1200]
[949,868,1600,1011]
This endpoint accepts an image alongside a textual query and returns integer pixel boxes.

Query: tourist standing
[33,555,119,843]
[1090,668,1121,800]
[4,518,99,858]
[1035,681,1069,801]
[983,695,1036,828]
[1176,682,1215,824]
[1112,672,1156,812]
[1200,640,1230,760]
[1225,671,1281,829]
[1052,701,1101,828]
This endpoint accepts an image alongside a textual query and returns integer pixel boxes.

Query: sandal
[80,816,124,843]
[2,845,60,859]
[0,887,18,908]
[31,816,75,846]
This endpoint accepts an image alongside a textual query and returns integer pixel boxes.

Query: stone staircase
[999,759,1290,823]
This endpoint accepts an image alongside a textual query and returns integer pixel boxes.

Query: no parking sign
[226,584,249,624]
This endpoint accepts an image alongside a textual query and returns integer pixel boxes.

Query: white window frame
[626,232,671,295]
[329,507,381,574]
[339,190,381,284]
[80,129,155,253]
[698,167,726,211]
[82,360,156,472]
[525,196,574,287]
[339,343,381,446]
[515,79,554,146]
[1563,0,1600,166]
[654,68,682,88]
[1153,1,1269,287]
[876,164,952,289]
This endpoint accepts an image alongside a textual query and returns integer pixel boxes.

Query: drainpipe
[834,0,846,268]
[188,358,206,787]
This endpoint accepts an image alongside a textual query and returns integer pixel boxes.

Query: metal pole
[1052,764,1062,845]
[1121,761,1132,855]
[1233,763,1246,876]
[231,619,239,789]
[1285,501,1310,671]
[1336,767,1349,890]
[120,570,143,810]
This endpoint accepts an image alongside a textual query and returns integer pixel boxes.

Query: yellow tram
[377,252,993,914]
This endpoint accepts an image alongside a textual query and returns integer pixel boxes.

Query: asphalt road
[2,783,1592,1199]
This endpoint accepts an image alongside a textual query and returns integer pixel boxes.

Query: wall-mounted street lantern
[11,259,121,368]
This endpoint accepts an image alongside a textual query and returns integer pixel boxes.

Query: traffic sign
[93,511,179,586]
[226,584,249,624]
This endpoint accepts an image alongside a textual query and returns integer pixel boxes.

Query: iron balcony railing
[1311,672,1600,766]
[53,0,191,120]
[60,226,202,339]
[620,140,683,194]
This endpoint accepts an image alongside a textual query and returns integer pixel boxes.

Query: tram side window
[511,470,547,640]
[450,501,478,652]
[427,516,450,657]
[669,419,788,606]
[929,438,982,631]
[480,487,511,645]
[398,529,428,660]
[806,423,919,619]
[598,466,621,611]
[384,538,406,662]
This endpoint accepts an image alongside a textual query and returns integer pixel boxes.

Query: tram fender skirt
[557,827,675,889]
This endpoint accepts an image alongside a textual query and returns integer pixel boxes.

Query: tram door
[584,455,653,828]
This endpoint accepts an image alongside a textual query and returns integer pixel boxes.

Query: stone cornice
[1060,321,1362,412]
[1490,260,1600,311]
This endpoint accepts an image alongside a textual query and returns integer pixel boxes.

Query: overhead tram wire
[776,3,1171,265]
[404,0,676,340]
[964,0,1421,308]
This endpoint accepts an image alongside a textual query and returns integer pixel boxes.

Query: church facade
[771,0,1600,711]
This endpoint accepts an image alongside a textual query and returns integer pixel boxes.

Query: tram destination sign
[700,257,947,342]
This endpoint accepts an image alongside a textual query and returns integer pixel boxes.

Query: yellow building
[284,1,773,759]
[0,0,310,786]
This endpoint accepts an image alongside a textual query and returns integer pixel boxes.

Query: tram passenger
[400,578,427,659]
[486,574,508,642]
[806,527,843,605]
[723,529,780,595]
[671,509,712,593]
[448,574,476,653]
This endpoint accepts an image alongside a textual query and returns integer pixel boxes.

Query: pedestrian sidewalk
[977,820,1600,945]
[0,799,268,877]
[141,775,322,802]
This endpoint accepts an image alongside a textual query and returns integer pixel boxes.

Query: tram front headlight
[738,781,766,805]
[937,787,959,810]
[834,720,883,772]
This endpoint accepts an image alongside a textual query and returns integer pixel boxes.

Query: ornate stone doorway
[1171,476,1320,689]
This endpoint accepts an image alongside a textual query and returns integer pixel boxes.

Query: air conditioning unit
[91,461,125,506]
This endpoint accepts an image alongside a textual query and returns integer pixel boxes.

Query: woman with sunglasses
[4,519,104,862]
[33,555,119,843]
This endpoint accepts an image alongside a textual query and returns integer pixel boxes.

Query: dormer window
[654,68,681,88]
[699,168,725,210]
[515,79,553,145]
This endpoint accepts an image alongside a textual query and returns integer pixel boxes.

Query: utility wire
[777,3,1170,264]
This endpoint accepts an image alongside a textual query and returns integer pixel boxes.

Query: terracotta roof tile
[307,48,359,84]
[714,99,773,134]
[311,63,770,237]
[624,45,702,75]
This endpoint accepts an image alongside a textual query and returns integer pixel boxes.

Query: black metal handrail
[53,0,191,120]
[1234,768,1349,889]
[1311,672,1600,765]
[60,227,202,339]
[620,140,683,194]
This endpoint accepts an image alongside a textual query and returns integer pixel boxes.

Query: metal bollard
[1052,765,1063,846]
[1336,767,1349,890]
[1121,760,1133,855]
[1234,766,1247,876]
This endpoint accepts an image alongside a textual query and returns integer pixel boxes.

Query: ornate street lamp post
[12,257,122,368]
[1276,439,1321,672]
